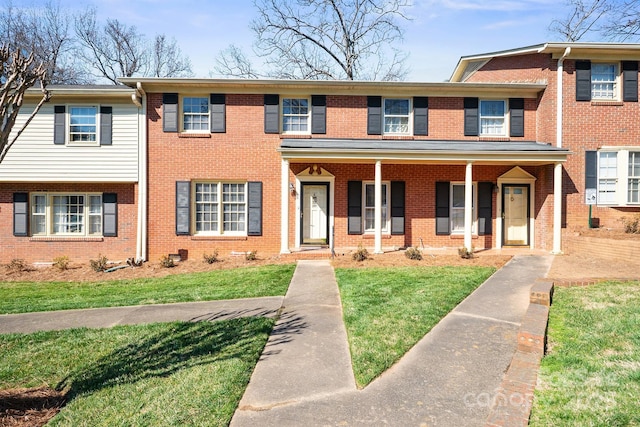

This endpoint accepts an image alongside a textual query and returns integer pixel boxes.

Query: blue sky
[34,0,572,81]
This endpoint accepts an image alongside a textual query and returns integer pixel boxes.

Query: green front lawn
[0,318,274,426]
[0,264,295,314]
[530,281,640,426]
[335,265,495,387]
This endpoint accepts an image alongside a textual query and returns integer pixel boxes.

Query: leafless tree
[151,34,193,78]
[549,0,613,41]
[602,0,640,41]
[75,7,149,84]
[217,0,410,81]
[0,0,85,84]
[0,45,50,164]
[213,44,260,78]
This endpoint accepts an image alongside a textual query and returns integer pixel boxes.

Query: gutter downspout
[134,82,148,261]
[553,47,570,254]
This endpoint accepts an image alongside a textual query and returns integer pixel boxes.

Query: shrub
[458,247,474,259]
[404,247,423,260]
[90,254,109,272]
[352,245,369,262]
[53,256,70,270]
[620,214,640,234]
[6,258,27,272]
[203,250,219,264]
[245,250,257,261]
[159,255,175,268]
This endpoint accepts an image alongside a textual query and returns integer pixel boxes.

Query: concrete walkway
[231,255,553,426]
[0,297,283,334]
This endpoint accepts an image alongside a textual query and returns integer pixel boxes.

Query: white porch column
[552,162,563,254]
[280,158,290,254]
[464,162,473,251]
[374,160,383,254]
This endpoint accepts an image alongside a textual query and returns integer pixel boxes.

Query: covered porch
[278,139,570,255]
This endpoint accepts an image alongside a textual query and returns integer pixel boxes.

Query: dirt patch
[570,226,640,241]
[0,387,66,427]
[330,250,511,270]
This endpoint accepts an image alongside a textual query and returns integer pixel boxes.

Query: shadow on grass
[56,317,274,400]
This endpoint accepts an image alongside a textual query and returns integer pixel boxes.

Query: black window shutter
[311,95,326,134]
[103,193,117,237]
[210,94,226,133]
[13,193,28,236]
[348,181,363,234]
[509,98,524,137]
[163,93,179,132]
[435,181,450,235]
[247,181,263,236]
[585,151,597,189]
[176,181,190,235]
[477,182,493,236]
[54,105,65,144]
[576,60,592,101]
[367,96,382,135]
[464,98,479,136]
[623,61,638,102]
[413,97,428,136]
[100,106,112,145]
[390,181,405,235]
[264,94,279,134]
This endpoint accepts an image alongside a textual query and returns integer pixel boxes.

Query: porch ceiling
[279,139,570,166]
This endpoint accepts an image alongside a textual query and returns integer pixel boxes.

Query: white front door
[302,184,328,244]
[503,185,529,246]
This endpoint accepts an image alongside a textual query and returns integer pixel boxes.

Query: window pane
[222,183,246,232]
[452,185,465,208]
[282,98,309,132]
[479,100,505,135]
[183,97,209,131]
[591,64,617,99]
[53,195,84,234]
[195,183,218,232]
[480,101,505,116]
[69,107,97,142]
[384,99,409,115]
[598,152,617,203]
[629,152,640,203]
[383,99,409,135]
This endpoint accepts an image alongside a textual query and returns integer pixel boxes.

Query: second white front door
[302,184,328,244]
[503,185,529,246]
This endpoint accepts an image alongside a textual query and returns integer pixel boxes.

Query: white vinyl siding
[2,103,139,182]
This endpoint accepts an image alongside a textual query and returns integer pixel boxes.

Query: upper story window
[182,97,210,132]
[282,98,309,133]
[591,63,619,100]
[479,100,506,136]
[31,193,102,236]
[383,98,410,135]
[69,107,97,144]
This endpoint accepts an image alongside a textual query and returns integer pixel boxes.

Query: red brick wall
[0,183,137,263]
[466,53,640,231]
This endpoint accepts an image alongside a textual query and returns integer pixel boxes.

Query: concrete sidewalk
[0,297,283,334]
[231,255,553,426]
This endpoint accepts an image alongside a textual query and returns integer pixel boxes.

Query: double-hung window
[450,183,476,234]
[479,100,506,136]
[194,182,247,235]
[383,98,410,135]
[69,107,97,143]
[282,98,309,133]
[628,152,640,203]
[183,97,209,132]
[591,63,618,100]
[363,182,389,232]
[598,152,618,204]
[31,193,102,236]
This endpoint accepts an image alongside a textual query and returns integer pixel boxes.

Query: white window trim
[30,192,103,237]
[591,62,620,101]
[67,105,99,146]
[192,181,248,236]
[281,97,311,135]
[362,181,390,233]
[450,182,477,235]
[596,148,640,206]
[181,96,210,133]
[479,99,507,137]
[383,98,412,136]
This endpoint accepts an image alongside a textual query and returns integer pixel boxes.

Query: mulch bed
[0,387,66,427]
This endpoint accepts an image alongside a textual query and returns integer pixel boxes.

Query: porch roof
[279,139,570,165]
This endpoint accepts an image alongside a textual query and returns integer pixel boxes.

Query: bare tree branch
[213,44,260,78]
[602,0,640,41]
[152,34,193,77]
[0,44,50,164]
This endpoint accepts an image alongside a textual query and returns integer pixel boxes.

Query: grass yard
[335,265,495,387]
[530,281,640,427]
[0,318,274,426]
[0,264,295,314]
